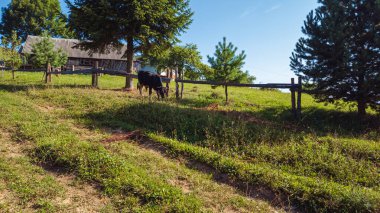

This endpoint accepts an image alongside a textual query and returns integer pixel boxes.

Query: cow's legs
[137,83,143,96]
[149,87,153,101]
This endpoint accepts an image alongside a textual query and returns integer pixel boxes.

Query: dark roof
[21,35,128,61]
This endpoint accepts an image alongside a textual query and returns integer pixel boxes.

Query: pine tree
[207,37,255,102]
[0,46,22,79]
[1,31,21,51]
[146,44,208,80]
[31,35,67,70]
[0,0,73,42]
[290,0,380,117]
[67,0,193,90]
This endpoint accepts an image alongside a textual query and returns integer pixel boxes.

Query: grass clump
[147,134,380,212]
[33,140,202,212]
[0,90,203,212]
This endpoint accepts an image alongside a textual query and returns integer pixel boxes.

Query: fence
[5,62,303,118]
[175,78,302,119]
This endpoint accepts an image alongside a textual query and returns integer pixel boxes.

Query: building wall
[64,58,130,71]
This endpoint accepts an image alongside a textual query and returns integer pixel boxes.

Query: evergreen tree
[1,30,21,51]
[67,0,193,90]
[290,0,380,117]
[147,44,208,80]
[207,37,255,102]
[0,30,23,79]
[0,0,73,42]
[0,46,23,79]
[31,35,67,69]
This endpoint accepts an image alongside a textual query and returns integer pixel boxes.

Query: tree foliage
[1,30,21,51]
[207,37,255,84]
[0,47,22,69]
[31,35,67,68]
[67,0,193,89]
[146,44,210,80]
[290,0,380,116]
[0,0,73,42]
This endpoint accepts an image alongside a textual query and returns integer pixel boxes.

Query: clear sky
[0,0,319,83]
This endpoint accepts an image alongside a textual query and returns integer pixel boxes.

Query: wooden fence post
[225,84,228,103]
[291,78,296,118]
[175,67,179,99]
[92,61,99,88]
[165,69,170,97]
[180,70,184,99]
[297,76,302,118]
[45,63,51,83]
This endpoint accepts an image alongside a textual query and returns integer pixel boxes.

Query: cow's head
[156,86,166,99]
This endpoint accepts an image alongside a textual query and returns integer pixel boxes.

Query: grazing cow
[137,71,168,100]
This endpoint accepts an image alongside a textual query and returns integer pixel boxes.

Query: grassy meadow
[0,71,379,212]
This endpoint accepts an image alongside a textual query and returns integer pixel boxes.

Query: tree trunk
[357,99,367,118]
[225,85,228,103]
[180,69,184,99]
[125,36,134,90]
[11,62,15,79]
[45,63,51,83]
[357,75,366,118]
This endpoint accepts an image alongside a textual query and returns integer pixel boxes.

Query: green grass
[0,89,202,212]
[0,71,379,212]
[0,156,63,211]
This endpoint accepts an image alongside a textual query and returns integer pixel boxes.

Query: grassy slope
[0,72,278,212]
[0,71,379,212]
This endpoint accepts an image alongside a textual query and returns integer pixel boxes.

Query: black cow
[137,71,168,99]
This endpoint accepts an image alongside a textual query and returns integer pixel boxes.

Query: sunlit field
[0,71,379,212]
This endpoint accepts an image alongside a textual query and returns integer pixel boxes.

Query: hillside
[0,72,379,212]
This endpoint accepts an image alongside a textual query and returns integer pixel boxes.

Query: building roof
[21,35,128,61]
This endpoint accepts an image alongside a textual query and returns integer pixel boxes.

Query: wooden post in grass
[165,69,170,97]
[92,61,99,88]
[291,78,296,118]
[45,63,51,83]
[180,70,184,99]
[225,83,228,103]
[297,76,302,118]
[11,67,15,80]
[175,67,179,99]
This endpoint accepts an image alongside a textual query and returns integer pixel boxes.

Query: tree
[0,47,21,78]
[207,37,255,102]
[0,47,23,79]
[147,44,208,80]
[290,0,380,117]
[67,0,193,90]
[0,0,73,42]
[31,35,67,82]
[0,31,23,79]
[1,30,21,51]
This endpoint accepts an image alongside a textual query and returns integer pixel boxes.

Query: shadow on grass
[300,107,379,139]
[79,101,379,144]
[169,96,380,139]
[0,83,92,92]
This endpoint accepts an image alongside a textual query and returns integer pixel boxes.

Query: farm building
[21,35,140,71]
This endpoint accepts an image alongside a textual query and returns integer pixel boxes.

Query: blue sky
[0,0,319,83]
